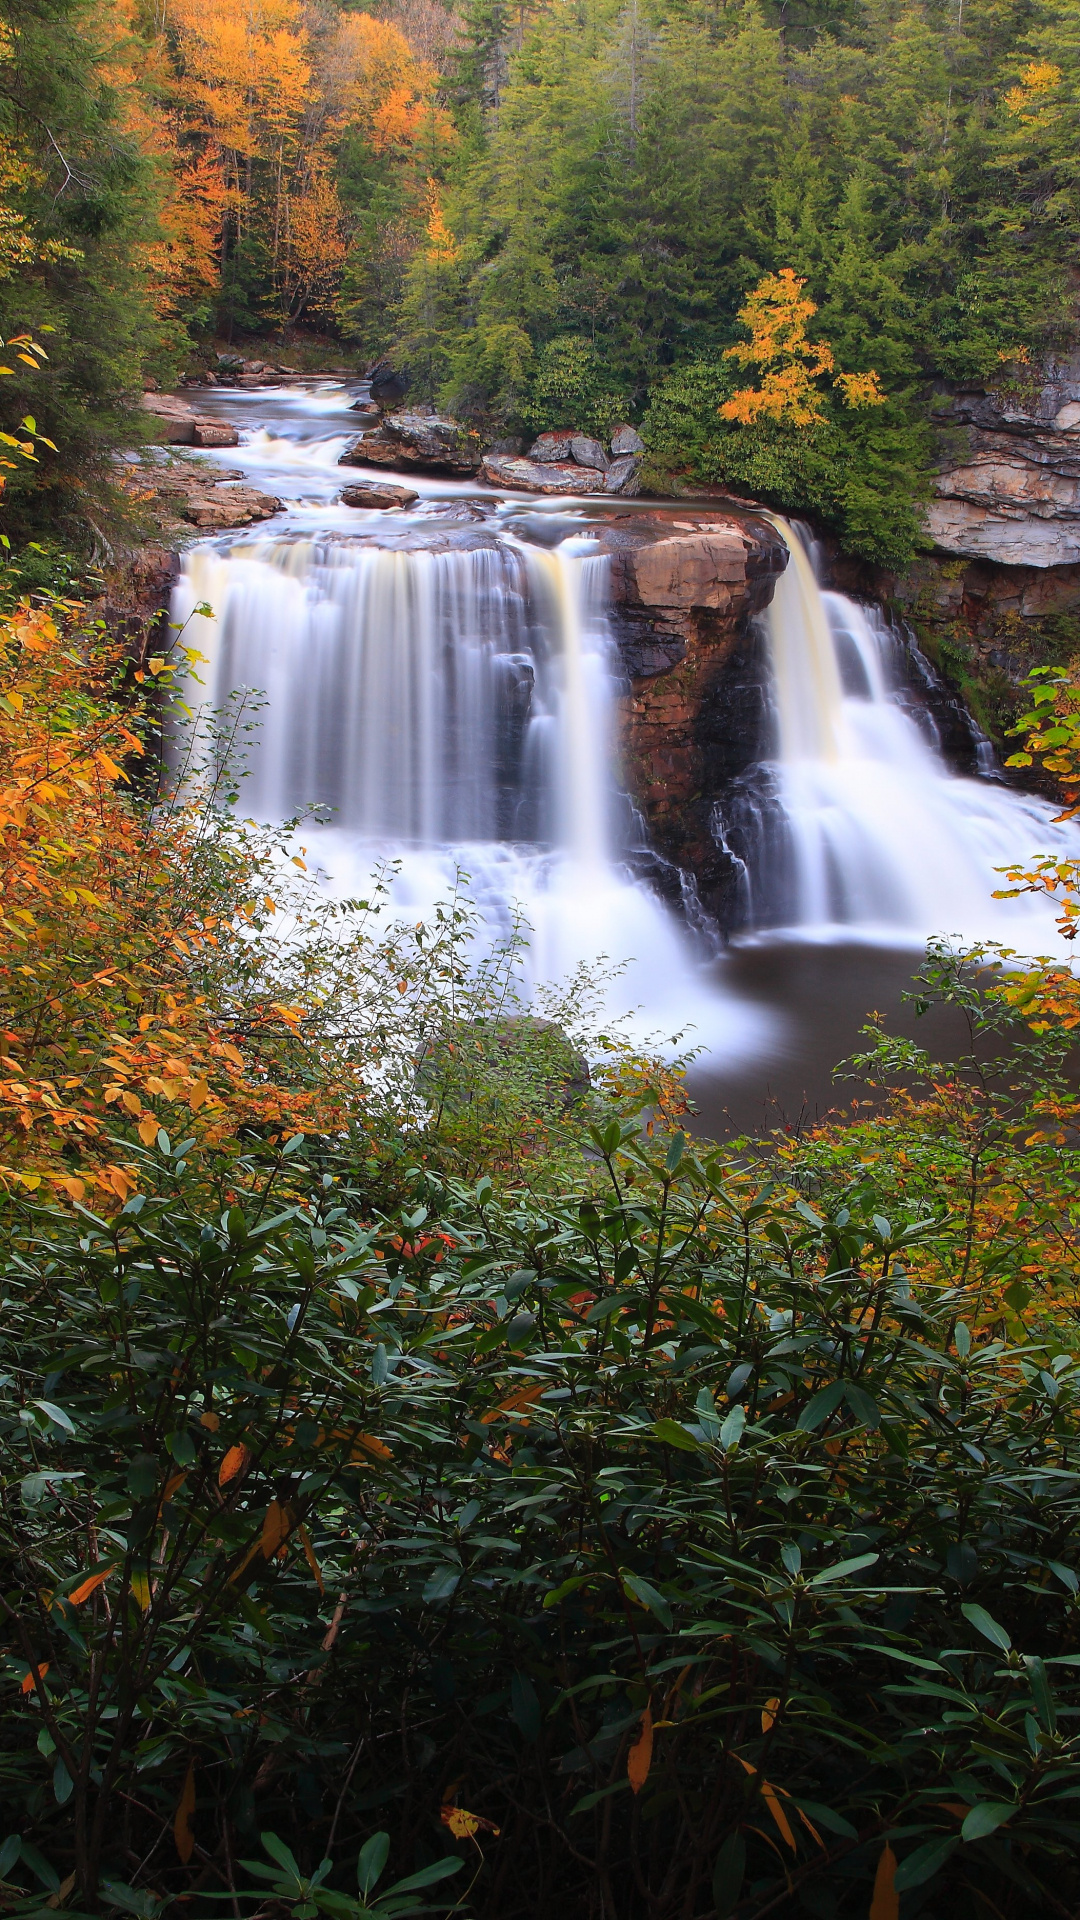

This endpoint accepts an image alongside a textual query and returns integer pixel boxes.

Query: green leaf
[807,1552,879,1587]
[1024,1654,1057,1732]
[893,1836,958,1890]
[33,1400,75,1436]
[652,1418,700,1452]
[796,1382,844,1431]
[842,1383,880,1428]
[961,1803,1013,1842]
[357,1833,389,1897]
[712,1831,745,1918]
[381,1858,462,1897]
[961,1603,1012,1652]
[622,1572,673,1630]
[261,1833,303,1879]
[665,1132,686,1174]
[0,1836,21,1879]
[719,1404,745,1451]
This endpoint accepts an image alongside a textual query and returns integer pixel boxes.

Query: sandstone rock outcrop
[481,454,608,494]
[117,453,282,533]
[927,356,1080,566]
[483,424,643,496]
[340,480,419,509]
[595,509,788,910]
[339,411,482,476]
[142,392,239,448]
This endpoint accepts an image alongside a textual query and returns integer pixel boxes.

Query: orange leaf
[174,1759,196,1864]
[761,1696,779,1733]
[870,1843,899,1920]
[199,1410,220,1432]
[351,1433,392,1463]
[480,1384,545,1425]
[218,1443,248,1486]
[628,1704,653,1794]
[261,1500,292,1558]
[68,1566,114,1605]
[760,1780,796,1852]
[20,1662,49,1693]
[137,1113,159,1146]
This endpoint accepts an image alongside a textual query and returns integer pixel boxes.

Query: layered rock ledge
[928,355,1080,567]
[594,509,788,908]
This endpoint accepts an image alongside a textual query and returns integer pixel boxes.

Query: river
[169,378,1080,1136]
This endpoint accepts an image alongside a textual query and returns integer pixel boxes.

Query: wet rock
[570,434,609,471]
[592,509,789,916]
[487,434,525,456]
[367,358,408,406]
[117,453,281,533]
[339,411,482,475]
[192,421,240,449]
[349,399,381,418]
[604,454,641,495]
[611,423,645,457]
[481,454,607,494]
[340,480,419,510]
[142,393,238,448]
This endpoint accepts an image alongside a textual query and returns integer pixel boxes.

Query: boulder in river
[605,454,641,495]
[367,358,408,406]
[527,430,578,463]
[339,411,482,476]
[142,392,239,448]
[340,480,419,510]
[480,454,607,495]
[570,434,609,471]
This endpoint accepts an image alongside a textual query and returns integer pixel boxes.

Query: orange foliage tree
[720,268,886,427]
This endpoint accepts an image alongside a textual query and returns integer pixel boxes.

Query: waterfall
[171,531,767,1057]
[719,520,1080,947]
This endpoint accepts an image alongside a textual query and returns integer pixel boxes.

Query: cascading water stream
[172,527,765,1057]
[723,520,1080,948]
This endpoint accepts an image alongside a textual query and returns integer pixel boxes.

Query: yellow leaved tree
[720,268,886,427]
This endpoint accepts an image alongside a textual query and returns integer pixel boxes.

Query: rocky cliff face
[928,356,1080,568]
[593,509,788,916]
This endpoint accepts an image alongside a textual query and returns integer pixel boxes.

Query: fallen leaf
[174,1759,196,1864]
[628,1704,654,1794]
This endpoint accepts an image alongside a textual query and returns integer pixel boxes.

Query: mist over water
[173,386,1080,1094]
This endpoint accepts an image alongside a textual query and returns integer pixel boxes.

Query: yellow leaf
[187,1079,209,1111]
[762,1696,779,1733]
[628,1704,653,1794]
[298,1523,324,1594]
[137,1114,159,1145]
[130,1572,151,1612]
[120,1089,142,1115]
[870,1843,899,1920]
[218,1443,249,1486]
[261,1500,291,1558]
[351,1432,392,1463]
[174,1759,196,1864]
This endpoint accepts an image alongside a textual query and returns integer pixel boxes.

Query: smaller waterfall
[719,521,1080,949]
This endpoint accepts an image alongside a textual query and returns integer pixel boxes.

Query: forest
[4,0,1080,1912]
